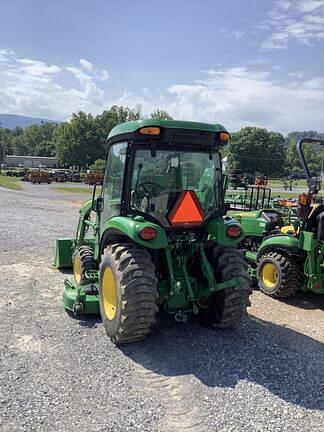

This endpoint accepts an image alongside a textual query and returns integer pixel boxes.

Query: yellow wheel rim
[262,263,279,289]
[102,267,117,320]
[73,254,81,285]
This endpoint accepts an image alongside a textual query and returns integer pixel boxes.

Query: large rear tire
[99,243,159,345]
[257,252,302,298]
[198,246,252,328]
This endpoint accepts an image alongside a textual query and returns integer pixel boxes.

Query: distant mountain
[0,114,60,129]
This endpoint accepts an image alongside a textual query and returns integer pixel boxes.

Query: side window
[101,142,127,221]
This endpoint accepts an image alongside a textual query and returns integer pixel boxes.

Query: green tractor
[232,138,324,298]
[54,119,252,344]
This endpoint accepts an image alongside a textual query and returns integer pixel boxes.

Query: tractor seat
[149,191,181,225]
[260,210,285,232]
[304,204,324,239]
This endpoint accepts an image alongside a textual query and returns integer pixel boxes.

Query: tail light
[226,225,242,238]
[138,227,157,240]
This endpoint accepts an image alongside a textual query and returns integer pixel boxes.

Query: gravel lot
[0,183,323,432]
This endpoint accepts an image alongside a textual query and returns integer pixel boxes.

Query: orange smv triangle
[168,190,205,226]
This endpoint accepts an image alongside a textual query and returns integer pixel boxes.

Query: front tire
[257,252,302,298]
[198,246,252,328]
[73,246,96,285]
[99,243,159,344]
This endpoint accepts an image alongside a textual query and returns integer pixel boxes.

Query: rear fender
[257,235,302,260]
[206,216,245,246]
[99,216,168,258]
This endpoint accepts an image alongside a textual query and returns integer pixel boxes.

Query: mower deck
[63,279,100,315]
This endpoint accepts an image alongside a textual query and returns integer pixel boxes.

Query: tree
[3,128,13,155]
[97,105,141,126]
[5,126,23,155]
[10,135,29,155]
[24,122,58,156]
[0,129,5,166]
[286,133,324,176]
[89,159,106,173]
[55,112,105,168]
[227,127,286,177]
[285,130,324,146]
[11,126,24,137]
[150,109,173,120]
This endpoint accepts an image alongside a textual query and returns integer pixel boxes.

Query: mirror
[96,196,104,213]
[91,182,103,212]
[92,196,104,213]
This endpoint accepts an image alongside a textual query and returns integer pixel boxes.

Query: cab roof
[107,119,228,141]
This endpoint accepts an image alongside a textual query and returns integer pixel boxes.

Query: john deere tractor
[231,138,324,298]
[54,119,251,344]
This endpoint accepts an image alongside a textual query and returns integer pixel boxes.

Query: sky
[0,0,324,133]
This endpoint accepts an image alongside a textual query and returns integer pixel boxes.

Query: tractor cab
[99,120,231,232]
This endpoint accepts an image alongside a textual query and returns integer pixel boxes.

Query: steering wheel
[136,181,163,197]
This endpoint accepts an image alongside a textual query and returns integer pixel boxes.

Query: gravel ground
[0,183,323,432]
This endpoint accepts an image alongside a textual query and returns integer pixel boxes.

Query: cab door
[99,141,128,235]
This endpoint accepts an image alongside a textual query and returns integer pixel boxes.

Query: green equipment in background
[231,138,324,298]
[54,119,252,344]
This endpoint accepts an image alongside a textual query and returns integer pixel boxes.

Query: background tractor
[54,119,252,344]
[227,169,248,190]
[227,169,254,190]
[231,138,324,298]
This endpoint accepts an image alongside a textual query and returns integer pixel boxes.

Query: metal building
[4,155,59,168]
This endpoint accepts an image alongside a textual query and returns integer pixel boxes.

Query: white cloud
[0,48,16,63]
[66,66,104,100]
[79,58,109,81]
[79,58,93,72]
[297,0,324,13]
[1,48,324,134]
[261,0,324,49]
[288,70,304,78]
[165,68,324,133]
[95,69,109,81]
[18,58,61,76]
[0,49,110,120]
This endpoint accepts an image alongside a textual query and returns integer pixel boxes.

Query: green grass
[270,192,301,198]
[268,178,307,187]
[274,192,324,199]
[54,186,93,194]
[0,174,23,190]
